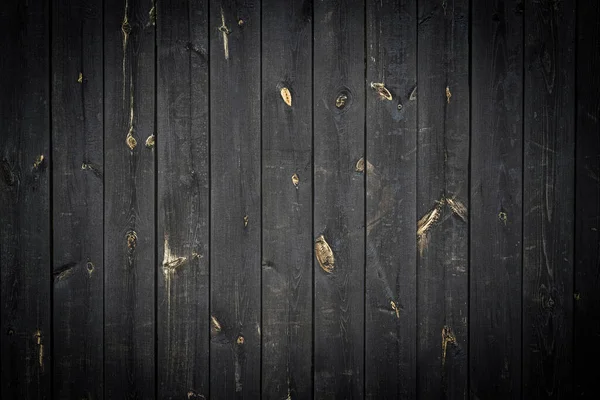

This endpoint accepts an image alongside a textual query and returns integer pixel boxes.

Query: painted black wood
[417,0,469,398]
[209,0,261,398]
[523,0,575,397]
[51,0,104,398]
[313,0,365,398]
[470,1,523,399]
[365,0,416,398]
[103,0,156,397]
[156,0,210,398]
[0,1,51,398]
[575,1,600,398]
[261,0,313,399]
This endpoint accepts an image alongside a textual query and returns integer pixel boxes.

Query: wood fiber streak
[51,0,104,398]
[157,0,210,398]
[470,1,523,398]
[313,0,365,398]
[261,0,313,399]
[209,0,261,397]
[523,0,575,397]
[365,0,417,398]
[416,0,469,398]
[0,1,51,398]
[104,0,156,397]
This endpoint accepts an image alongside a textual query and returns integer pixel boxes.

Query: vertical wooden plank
[523,0,575,397]
[364,0,416,398]
[51,0,104,398]
[313,0,365,398]
[104,0,156,397]
[416,0,469,398]
[470,0,523,398]
[209,0,261,397]
[0,0,51,398]
[261,0,313,399]
[575,1,600,397]
[156,0,210,398]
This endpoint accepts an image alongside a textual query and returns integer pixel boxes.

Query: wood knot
[291,173,299,188]
[126,231,137,249]
[315,235,335,273]
[33,155,45,170]
[236,335,244,345]
[370,82,393,101]
[145,135,155,148]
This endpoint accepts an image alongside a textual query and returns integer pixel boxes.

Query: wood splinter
[315,235,335,273]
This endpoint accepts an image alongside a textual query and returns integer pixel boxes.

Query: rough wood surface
[416,0,469,398]
[261,0,313,399]
[470,1,523,398]
[209,0,261,397]
[157,0,210,398]
[523,0,575,397]
[0,1,51,398]
[103,0,156,397]
[365,0,417,398]
[313,0,365,398]
[51,0,104,398]
[575,0,600,397]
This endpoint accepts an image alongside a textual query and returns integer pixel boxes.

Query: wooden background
[0,0,598,398]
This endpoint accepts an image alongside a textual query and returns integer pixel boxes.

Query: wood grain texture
[575,1,600,398]
[417,0,469,398]
[103,0,156,397]
[470,1,523,398]
[156,0,210,398]
[365,0,417,398]
[261,0,313,399]
[51,0,104,398]
[313,0,365,398]
[0,1,51,398]
[523,0,575,397]
[209,0,261,398]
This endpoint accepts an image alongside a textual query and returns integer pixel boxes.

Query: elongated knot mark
[280,87,292,106]
[243,215,249,228]
[355,157,365,172]
[446,86,452,103]
[442,326,457,367]
[34,330,44,370]
[370,82,393,101]
[126,230,137,250]
[291,173,299,188]
[391,300,400,319]
[33,155,45,169]
[409,85,417,101]
[315,235,335,273]
[145,135,155,148]
[218,8,231,60]
[77,72,83,84]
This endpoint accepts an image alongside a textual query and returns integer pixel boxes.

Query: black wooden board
[470,1,523,398]
[523,0,575,397]
[416,0,469,398]
[0,1,51,398]
[103,0,156,397]
[209,0,262,398]
[575,1,600,397]
[365,0,417,398]
[51,0,104,398]
[261,0,313,399]
[313,0,365,398]
[156,0,210,398]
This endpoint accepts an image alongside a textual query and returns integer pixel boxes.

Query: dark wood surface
[523,0,575,397]
[261,0,313,399]
[1,0,598,398]
[209,0,262,398]
[51,0,104,398]
[416,0,469,398]
[575,1,600,398]
[157,0,210,398]
[0,1,51,398]
[313,0,365,398]
[470,0,523,399]
[365,0,417,398]
[103,0,156,398]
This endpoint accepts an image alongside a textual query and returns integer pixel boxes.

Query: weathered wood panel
[365,0,416,398]
[313,0,365,398]
[470,1,523,398]
[523,0,575,397]
[416,0,469,398]
[209,0,261,397]
[103,0,156,397]
[51,0,104,398]
[156,0,210,398]
[261,0,313,399]
[575,1,600,397]
[0,1,51,398]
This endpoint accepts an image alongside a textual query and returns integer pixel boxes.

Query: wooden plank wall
[0,0,598,399]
